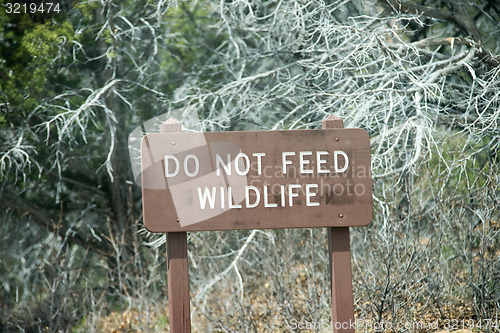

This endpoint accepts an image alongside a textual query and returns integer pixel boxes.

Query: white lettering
[196,183,328,210]
[299,151,313,174]
[228,187,242,208]
[235,153,250,176]
[288,184,301,206]
[215,154,231,176]
[334,150,349,172]
[316,151,329,174]
[184,154,199,177]
[197,187,216,209]
[252,152,265,175]
[264,185,277,207]
[280,185,286,207]
[306,184,319,206]
[245,186,260,208]
[220,186,225,209]
[282,152,295,174]
[164,155,180,177]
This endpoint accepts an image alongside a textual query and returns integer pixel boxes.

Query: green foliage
[0,5,75,122]
[1,0,499,330]
[422,131,496,199]
[159,4,227,92]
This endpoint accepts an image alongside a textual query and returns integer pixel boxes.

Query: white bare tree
[1,0,498,331]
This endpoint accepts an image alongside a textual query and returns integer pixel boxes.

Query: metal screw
[176,218,180,222]
[171,141,176,145]
[338,213,344,218]
[335,137,339,141]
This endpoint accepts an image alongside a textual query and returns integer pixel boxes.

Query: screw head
[171,141,176,145]
[338,213,344,218]
[335,137,339,141]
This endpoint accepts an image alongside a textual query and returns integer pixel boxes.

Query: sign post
[162,118,191,333]
[140,115,372,332]
[323,115,355,333]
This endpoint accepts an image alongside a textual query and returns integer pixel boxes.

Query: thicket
[1,0,499,331]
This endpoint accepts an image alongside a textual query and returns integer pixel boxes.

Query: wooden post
[322,115,355,333]
[151,115,358,332]
[162,118,192,333]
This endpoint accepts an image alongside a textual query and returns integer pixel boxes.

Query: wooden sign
[141,128,372,232]
[140,115,371,333]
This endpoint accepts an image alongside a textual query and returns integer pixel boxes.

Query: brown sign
[141,128,372,232]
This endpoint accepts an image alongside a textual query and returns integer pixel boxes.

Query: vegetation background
[0,0,499,332]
